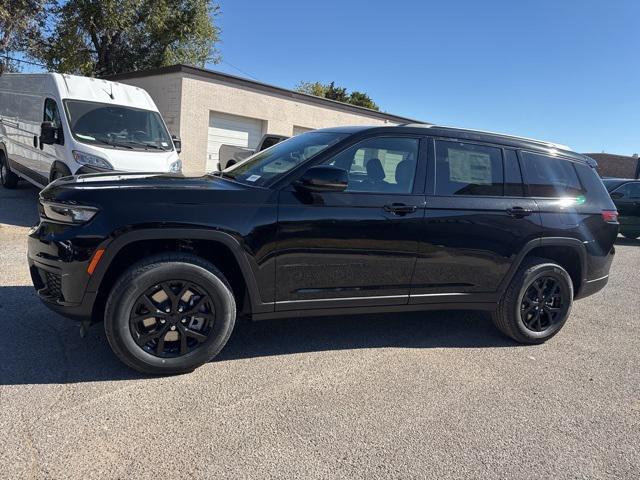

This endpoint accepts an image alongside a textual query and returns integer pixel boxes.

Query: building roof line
[105,64,424,124]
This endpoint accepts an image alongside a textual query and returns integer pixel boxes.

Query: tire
[104,253,236,375]
[50,162,72,183]
[621,232,639,240]
[0,153,19,189]
[492,257,573,344]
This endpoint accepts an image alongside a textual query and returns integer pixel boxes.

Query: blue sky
[212,0,639,155]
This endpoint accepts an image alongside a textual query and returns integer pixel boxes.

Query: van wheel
[50,163,72,182]
[0,153,19,189]
[492,257,573,344]
[104,253,236,375]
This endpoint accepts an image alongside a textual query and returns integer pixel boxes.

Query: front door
[275,135,427,311]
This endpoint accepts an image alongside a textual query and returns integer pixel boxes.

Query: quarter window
[520,152,583,197]
[326,137,419,193]
[435,141,504,196]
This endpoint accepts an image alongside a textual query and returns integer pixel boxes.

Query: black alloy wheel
[519,276,566,333]
[129,281,216,358]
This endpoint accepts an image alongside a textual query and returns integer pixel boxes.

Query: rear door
[410,139,540,304]
[275,135,427,310]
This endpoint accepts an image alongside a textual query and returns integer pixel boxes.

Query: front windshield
[222,132,347,186]
[64,100,173,151]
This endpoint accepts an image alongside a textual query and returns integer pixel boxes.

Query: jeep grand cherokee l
[28,125,619,374]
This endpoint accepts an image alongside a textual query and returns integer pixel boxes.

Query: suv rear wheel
[492,257,573,344]
[0,153,19,189]
[104,253,236,375]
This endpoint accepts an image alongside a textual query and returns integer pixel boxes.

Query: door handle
[33,136,38,148]
[506,206,532,218]
[383,203,417,215]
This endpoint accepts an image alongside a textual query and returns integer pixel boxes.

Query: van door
[37,97,64,181]
[410,140,541,304]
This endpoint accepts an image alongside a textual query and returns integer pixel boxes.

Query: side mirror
[610,192,624,199]
[172,135,181,154]
[296,165,348,193]
[40,122,56,145]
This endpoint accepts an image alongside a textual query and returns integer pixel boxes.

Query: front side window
[611,182,640,199]
[43,98,61,128]
[435,140,504,196]
[520,152,583,197]
[64,100,173,151]
[325,137,419,193]
[223,131,348,186]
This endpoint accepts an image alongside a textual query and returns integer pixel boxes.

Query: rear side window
[520,152,583,197]
[435,141,503,196]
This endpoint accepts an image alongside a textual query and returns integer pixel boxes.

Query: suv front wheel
[104,253,236,375]
[493,257,573,344]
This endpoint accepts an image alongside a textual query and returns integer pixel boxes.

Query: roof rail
[400,123,572,151]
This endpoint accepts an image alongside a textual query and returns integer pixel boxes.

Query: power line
[220,60,259,81]
[1,54,47,69]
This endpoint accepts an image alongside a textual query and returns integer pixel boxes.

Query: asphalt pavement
[0,182,638,479]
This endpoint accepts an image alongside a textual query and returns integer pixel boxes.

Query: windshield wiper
[123,140,168,151]
[90,138,134,149]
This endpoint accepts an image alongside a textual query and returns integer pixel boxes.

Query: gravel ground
[0,183,638,479]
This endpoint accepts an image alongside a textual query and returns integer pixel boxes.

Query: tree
[295,80,379,111]
[0,0,51,72]
[35,0,221,76]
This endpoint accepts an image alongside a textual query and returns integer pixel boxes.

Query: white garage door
[207,112,264,171]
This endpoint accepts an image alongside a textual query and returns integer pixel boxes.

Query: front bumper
[27,222,105,323]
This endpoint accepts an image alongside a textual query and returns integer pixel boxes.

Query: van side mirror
[172,135,181,154]
[610,192,624,199]
[295,165,348,193]
[40,122,57,145]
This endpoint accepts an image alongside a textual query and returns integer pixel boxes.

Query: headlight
[72,150,113,170]
[41,201,98,224]
[169,159,182,173]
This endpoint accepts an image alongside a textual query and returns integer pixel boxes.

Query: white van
[0,73,181,189]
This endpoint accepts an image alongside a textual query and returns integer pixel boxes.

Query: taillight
[601,210,618,223]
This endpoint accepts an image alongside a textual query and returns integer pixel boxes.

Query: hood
[39,171,253,204]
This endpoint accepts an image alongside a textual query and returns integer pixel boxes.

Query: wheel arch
[498,237,588,297]
[88,228,270,323]
[49,160,72,182]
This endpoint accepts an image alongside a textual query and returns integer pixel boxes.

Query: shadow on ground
[0,183,40,227]
[0,285,516,386]
[615,235,640,246]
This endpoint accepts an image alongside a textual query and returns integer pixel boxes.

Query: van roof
[0,72,158,111]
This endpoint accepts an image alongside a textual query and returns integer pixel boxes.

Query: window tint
[326,137,419,193]
[504,149,524,196]
[435,141,503,196]
[612,182,640,199]
[43,98,61,128]
[521,152,583,197]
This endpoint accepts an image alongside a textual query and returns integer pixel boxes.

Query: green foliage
[0,0,51,71]
[35,0,221,76]
[295,80,380,111]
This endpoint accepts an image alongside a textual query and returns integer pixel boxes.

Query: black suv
[27,125,619,374]
[602,178,640,239]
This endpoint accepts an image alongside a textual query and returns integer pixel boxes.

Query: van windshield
[221,132,347,186]
[64,100,173,151]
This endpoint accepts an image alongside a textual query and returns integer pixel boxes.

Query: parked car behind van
[0,73,181,189]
